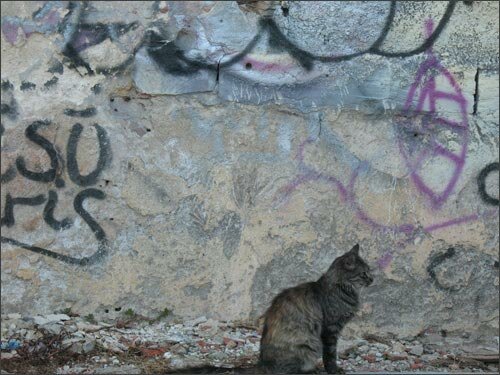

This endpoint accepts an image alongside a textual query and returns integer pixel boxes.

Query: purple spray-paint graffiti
[276,19,498,269]
[397,19,469,210]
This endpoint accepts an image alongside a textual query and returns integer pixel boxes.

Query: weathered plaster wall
[1,1,499,340]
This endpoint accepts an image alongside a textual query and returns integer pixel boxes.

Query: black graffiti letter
[16,120,63,186]
[43,190,73,230]
[67,123,111,187]
[0,123,16,183]
[1,188,108,265]
[73,188,108,264]
[478,162,499,206]
[1,194,46,227]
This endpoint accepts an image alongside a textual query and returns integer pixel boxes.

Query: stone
[358,345,370,353]
[34,316,49,326]
[46,314,71,322]
[410,362,424,370]
[185,316,207,327]
[42,323,63,335]
[362,354,377,363]
[1,352,17,360]
[68,339,95,354]
[95,366,141,374]
[409,344,424,356]
[170,343,188,355]
[391,342,406,354]
[76,322,103,332]
[163,351,173,359]
[225,339,237,349]
[387,353,408,361]
[208,351,227,361]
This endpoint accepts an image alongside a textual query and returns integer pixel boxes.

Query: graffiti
[1,1,457,80]
[60,1,139,76]
[275,18,497,269]
[43,76,59,89]
[20,81,36,91]
[15,120,63,185]
[2,189,108,266]
[0,83,17,183]
[0,126,16,181]
[67,123,111,187]
[477,162,499,206]
[1,110,111,266]
[0,194,46,227]
[43,190,73,231]
[426,247,456,290]
[91,84,102,94]
[145,1,457,75]
[397,19,468,210]
[63,107,97,118]
[48,59,64,74]
[0,2,63,44]
[1,82,18,121]
[426,246,498,292]
[1,1,139,76]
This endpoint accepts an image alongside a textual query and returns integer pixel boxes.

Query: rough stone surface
[1,0,499,345]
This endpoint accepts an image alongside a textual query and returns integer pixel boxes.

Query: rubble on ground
[1,313,498,374]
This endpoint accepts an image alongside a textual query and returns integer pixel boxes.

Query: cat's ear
[349,244,360,255]
[343,253,356,270]
[343,244,359,270]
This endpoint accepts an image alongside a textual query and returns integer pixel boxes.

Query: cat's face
[333,244,374,287]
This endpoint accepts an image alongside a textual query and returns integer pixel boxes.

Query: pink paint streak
[241,56,295,74]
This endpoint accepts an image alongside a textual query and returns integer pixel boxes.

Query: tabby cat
[259,244,373,374]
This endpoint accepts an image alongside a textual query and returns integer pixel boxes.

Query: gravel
[1,313,498,374]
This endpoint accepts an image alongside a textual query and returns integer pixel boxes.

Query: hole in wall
[115,307,122,312]
[245,63,252,70]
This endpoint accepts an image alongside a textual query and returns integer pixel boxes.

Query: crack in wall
[472,67,479,115]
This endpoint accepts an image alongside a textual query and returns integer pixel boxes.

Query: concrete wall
[1,1,498,340]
